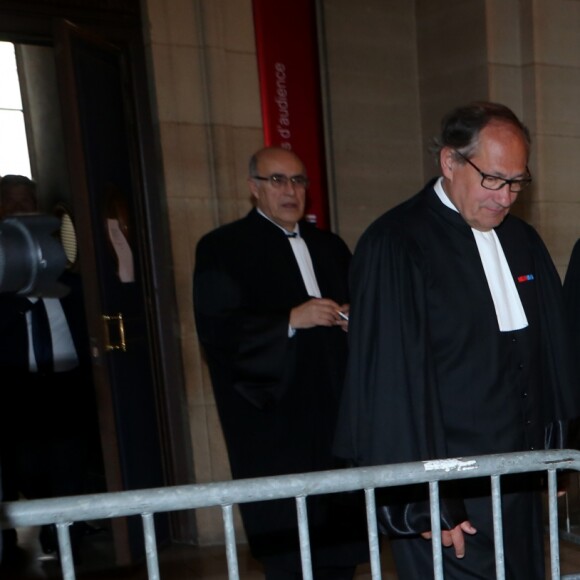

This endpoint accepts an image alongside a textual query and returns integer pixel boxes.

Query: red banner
[252,0,330,230]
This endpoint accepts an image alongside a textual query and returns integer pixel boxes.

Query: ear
[440,147,455,180]
[247,177,259,200]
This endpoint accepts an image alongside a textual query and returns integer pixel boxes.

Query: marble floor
[4,524,580,580]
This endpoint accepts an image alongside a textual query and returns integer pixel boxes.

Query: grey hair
[430,101,531,164]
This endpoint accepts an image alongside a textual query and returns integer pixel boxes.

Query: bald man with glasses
[193,147,368,579]
[334,101,580,579]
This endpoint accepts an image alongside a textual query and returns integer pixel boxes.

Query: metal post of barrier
[142,513,160,580]
[56,522,76,580]
[428,481,444,580]
[548,469,561,579]
[364,488,382,580]
[296,496,313,580]
[222,504,240,580]
[490,475,505,580]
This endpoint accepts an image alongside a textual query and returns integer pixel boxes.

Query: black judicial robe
[562,239,580,336]
[563,239,580,450]
[334,181,579,579]
[194,209,368,570]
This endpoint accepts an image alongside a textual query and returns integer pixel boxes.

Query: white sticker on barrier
[423,459,478,473]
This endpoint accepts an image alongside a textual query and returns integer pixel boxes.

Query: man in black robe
[564,240,580,373]
[334,102,579,579]
[193,147,368,579]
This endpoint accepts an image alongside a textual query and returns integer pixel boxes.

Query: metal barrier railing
[2,449,580,580]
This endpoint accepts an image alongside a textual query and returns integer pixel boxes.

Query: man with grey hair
[194,147,368,578]
[335,102,579,579]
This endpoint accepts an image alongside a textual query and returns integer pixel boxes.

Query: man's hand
[290,298,348,330]
[421,520,477,559]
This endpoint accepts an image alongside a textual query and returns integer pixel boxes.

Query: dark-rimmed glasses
[253,174,309,189]
[455,150,532,193]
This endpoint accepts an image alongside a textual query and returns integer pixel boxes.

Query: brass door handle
[102,313,127,352]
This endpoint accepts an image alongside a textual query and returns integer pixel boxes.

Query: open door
[54,19,170,565]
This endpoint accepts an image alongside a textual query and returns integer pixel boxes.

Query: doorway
[0,0,195,569]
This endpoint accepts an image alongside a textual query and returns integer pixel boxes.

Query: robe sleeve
[333,222,467,535]
[193,233,296,409]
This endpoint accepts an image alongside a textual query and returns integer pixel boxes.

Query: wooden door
[54,19,170,565]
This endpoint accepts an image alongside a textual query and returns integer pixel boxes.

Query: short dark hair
[0,174,36,195]
[431,101,531,162]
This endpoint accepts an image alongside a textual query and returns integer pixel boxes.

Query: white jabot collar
[256,208,321,298]
[433,178,528,332]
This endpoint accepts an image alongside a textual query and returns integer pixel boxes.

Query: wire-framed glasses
[252,174,309,189]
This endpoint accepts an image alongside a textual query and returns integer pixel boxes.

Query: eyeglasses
[252,174,309,189]
[455,151,532,193]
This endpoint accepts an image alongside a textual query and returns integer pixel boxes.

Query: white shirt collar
[257,208,299,237]
[433,177,457,211]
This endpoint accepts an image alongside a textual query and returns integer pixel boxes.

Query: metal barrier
[2,449,580,579]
